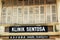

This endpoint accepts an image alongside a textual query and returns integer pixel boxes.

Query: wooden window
[24,0,28,5]
[7,16,11,24]
[13,0,17,6]
[29,0,33,5]
[18,8,22,14]
[34,6,39,23]
[2,0,6,7]
[6,0,12,6]
[2,7,6,15]
[51,5,57,22]
[1,16,6,24]
[52,5,56,13]
[1,0,57,24]
[7,7,12,15]
[46,5,51,23]
[46,0,56,4]
[40,0,44,4]
[13,7,17,16]
[17,0,23,6]
[35,0,39,5]
[40,6,44,14]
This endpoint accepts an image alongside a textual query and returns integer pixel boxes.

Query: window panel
[17,0,23,6]
[18,17,23,24]
[7,7,12,15]
[51,5,57,22]
[23,7,29,24]
[40,15,45,23]
[6,0,12,6]
[34,6,39,23]
[46,5,51,23]
[29,0,33,5]
[40,0,44,4]
[35,0,39,5]
[52,5,56,13]
[24,0,28,5]
[1,16,6,24]
[29,7,34,24]
[2,7,7,15]
[13,7,17,16]
[2,0,6,7]
[46,0,56,4]
[40,6,44,14]
[1,0,57,24]
[18,7,22,15]
[13,0,17,6]
[7,16,11,24]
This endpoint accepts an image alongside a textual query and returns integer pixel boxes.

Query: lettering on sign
[9,35,49,39]
[9,26,48,32]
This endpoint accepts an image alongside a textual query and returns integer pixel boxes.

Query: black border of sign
[9,26,48,33]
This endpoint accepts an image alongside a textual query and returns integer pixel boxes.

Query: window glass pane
[46,0,56,4]
[1,16,6,24]
[29,0,33,5]
[40,6,44,14]
[6,0,12,6]
[17,0,23,6]
[23,7,29,24]
[24,0,28,5]
[52,5,56,13]
[51,5,57,22]
[46,5,51,23]
[18,8,22,13]
[40,15,45,23]
[52,16,57,22]
[29,7,34,24]
[2,8,6,15]
[7,7,12,15]
[35,0,39,5]
[40,0,44,4]
[13,0,17,6]
[7,16,11,23]
[35,6,39,14]
[47,15,51,23]
[13,8,17,16]
[34,6,39,23]
[2,0,6,7]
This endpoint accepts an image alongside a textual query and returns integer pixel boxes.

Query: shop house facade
[0,0,60,40]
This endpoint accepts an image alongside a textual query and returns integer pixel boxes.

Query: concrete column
[0,0,2,24]
[57,0,60,23]
[53,25,56,32]
[56,0,60,32]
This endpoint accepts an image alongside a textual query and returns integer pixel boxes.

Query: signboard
[9,35,49,39]
[9,26,48,33]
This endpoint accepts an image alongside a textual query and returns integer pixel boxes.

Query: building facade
[0,0,60,40]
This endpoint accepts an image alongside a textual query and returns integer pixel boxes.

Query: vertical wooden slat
[44,0,46,23]
[0,0,2,24]
[11,0,13,24]
[22,0,23,24]
[5,0,7,24]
